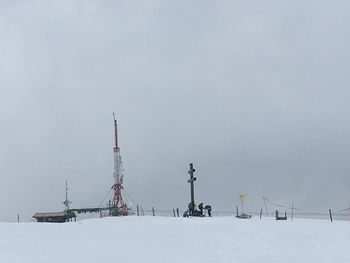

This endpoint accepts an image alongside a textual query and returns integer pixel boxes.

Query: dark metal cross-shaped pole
[187,163,196,215]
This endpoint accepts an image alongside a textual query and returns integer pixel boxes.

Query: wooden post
[176,208,179,217]
[275,210,278,220]
[173,208,176,217]
[141,206,144,216]
[100,211,102,218]
[17,214,20,223]
[152,207,155,216]
[236,205,239,217]
[259,209,262,219]
[329,209,333,222]
[137,205,139,216]
[284,211,287,218]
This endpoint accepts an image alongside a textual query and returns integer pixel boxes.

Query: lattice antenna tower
[110,113,128,216]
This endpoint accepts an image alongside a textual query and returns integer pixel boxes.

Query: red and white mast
[110,113,128,216]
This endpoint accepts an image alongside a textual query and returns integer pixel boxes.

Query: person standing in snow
[198,203,204,216]
[205,205,212,217]
[188,201,197,216]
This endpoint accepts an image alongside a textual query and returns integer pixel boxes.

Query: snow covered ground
[0,216,349,263]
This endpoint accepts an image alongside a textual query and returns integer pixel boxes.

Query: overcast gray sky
[0,0,350,221]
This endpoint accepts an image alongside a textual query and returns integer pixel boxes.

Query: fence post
[137,205,139,216]
[152,207,155,216]
[173,208,176,217]
[329,209,333,222]
[259,209,262,219]
[17,214,20,223]
[176,208,179,217]
[236,205,239,217]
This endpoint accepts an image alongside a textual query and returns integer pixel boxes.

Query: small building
[33,211,76,223]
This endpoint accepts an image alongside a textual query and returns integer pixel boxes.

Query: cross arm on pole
[188,178,196,183]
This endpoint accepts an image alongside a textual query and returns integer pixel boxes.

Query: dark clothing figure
[183,211,189,217]
[205,205,212,217]
[192,210,202,217]
[188,202,196,216]
[198,203,204,216]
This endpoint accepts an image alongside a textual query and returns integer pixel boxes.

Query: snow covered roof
[33,212,66,218]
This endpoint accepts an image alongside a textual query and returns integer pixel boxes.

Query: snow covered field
[1,216,349,263]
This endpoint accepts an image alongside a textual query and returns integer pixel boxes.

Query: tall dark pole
[113,112,118,150]
[188,163,196,215]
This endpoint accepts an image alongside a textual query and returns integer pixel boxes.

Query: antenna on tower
[63,180,71,212]
[113,112,118,150]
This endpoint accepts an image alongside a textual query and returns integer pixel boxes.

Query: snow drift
[0,216,349,263]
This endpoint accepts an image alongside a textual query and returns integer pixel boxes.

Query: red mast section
[110,113,129,216]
